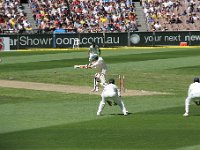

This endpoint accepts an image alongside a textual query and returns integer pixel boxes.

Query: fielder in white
[89,55,107,92]
[97,78,128,116]
[88,42,101,64]
[183,77,200,117]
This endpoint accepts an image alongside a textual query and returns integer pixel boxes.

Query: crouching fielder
[97,78,128,116]
[183,77,200,117]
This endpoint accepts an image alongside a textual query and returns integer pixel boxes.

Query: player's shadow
[191,114,200,117]
[137,105,200,116]
[110,112,133,116]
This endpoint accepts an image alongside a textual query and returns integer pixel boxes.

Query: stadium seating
[143,0,200,31]
[1,0,199,32]
[26,0,139,33]
[0,0,32,33]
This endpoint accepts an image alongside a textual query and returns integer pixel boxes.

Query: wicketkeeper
[97,78,128,116]
[183,77,200,117]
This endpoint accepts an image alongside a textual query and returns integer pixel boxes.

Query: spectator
[154,21,162,30]
[186,14,195,23]
[192,13,199,21]
[175,15,182,24]
[169,15,176,24]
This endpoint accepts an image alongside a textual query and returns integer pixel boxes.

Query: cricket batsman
[97,78,128,116]
[89,55,107,92]
[183,77,200,117]
[88,42,101,64]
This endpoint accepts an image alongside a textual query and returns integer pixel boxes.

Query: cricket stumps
[118,75,125,93]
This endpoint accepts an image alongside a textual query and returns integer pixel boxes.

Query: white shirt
[188,82,200,97]
[91,57,107,74]
[167,0,174,7]
[102,83,121,97]
[154,23,162,30]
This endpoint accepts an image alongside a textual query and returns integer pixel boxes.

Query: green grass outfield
[1,47,200,150]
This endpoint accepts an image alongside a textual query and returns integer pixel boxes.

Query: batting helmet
[91,55,98,61]
[108,78,115,84]
[194,77,199,83]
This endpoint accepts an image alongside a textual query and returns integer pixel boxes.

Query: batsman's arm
[74,64,91,69]
[87,63,97,69]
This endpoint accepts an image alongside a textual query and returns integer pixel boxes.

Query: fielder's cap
[108,78,115,84]
[194,77,199,83]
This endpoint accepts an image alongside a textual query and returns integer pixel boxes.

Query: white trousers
[185,95,200,114]
[97,91,127,115]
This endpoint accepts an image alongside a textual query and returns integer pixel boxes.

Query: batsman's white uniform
[97,83,128,116]
[90,57,107,91]
[88,44,100,62]
[184,81,200,116]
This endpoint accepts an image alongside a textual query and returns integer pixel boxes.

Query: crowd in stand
[143,0,200,31]
[29,0,138,33]
[0,0,32,33]
[0,0,200,33]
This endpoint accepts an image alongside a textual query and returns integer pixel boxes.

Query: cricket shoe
[97,112,102,116]
[183,113,189,117]
[123,110,128,116]
[123,112,128,116]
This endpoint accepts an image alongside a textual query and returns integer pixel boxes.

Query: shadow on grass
[0,95,32,104]
[1,106,200,150]
[110,112,133,116]
[137,104,200,116]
